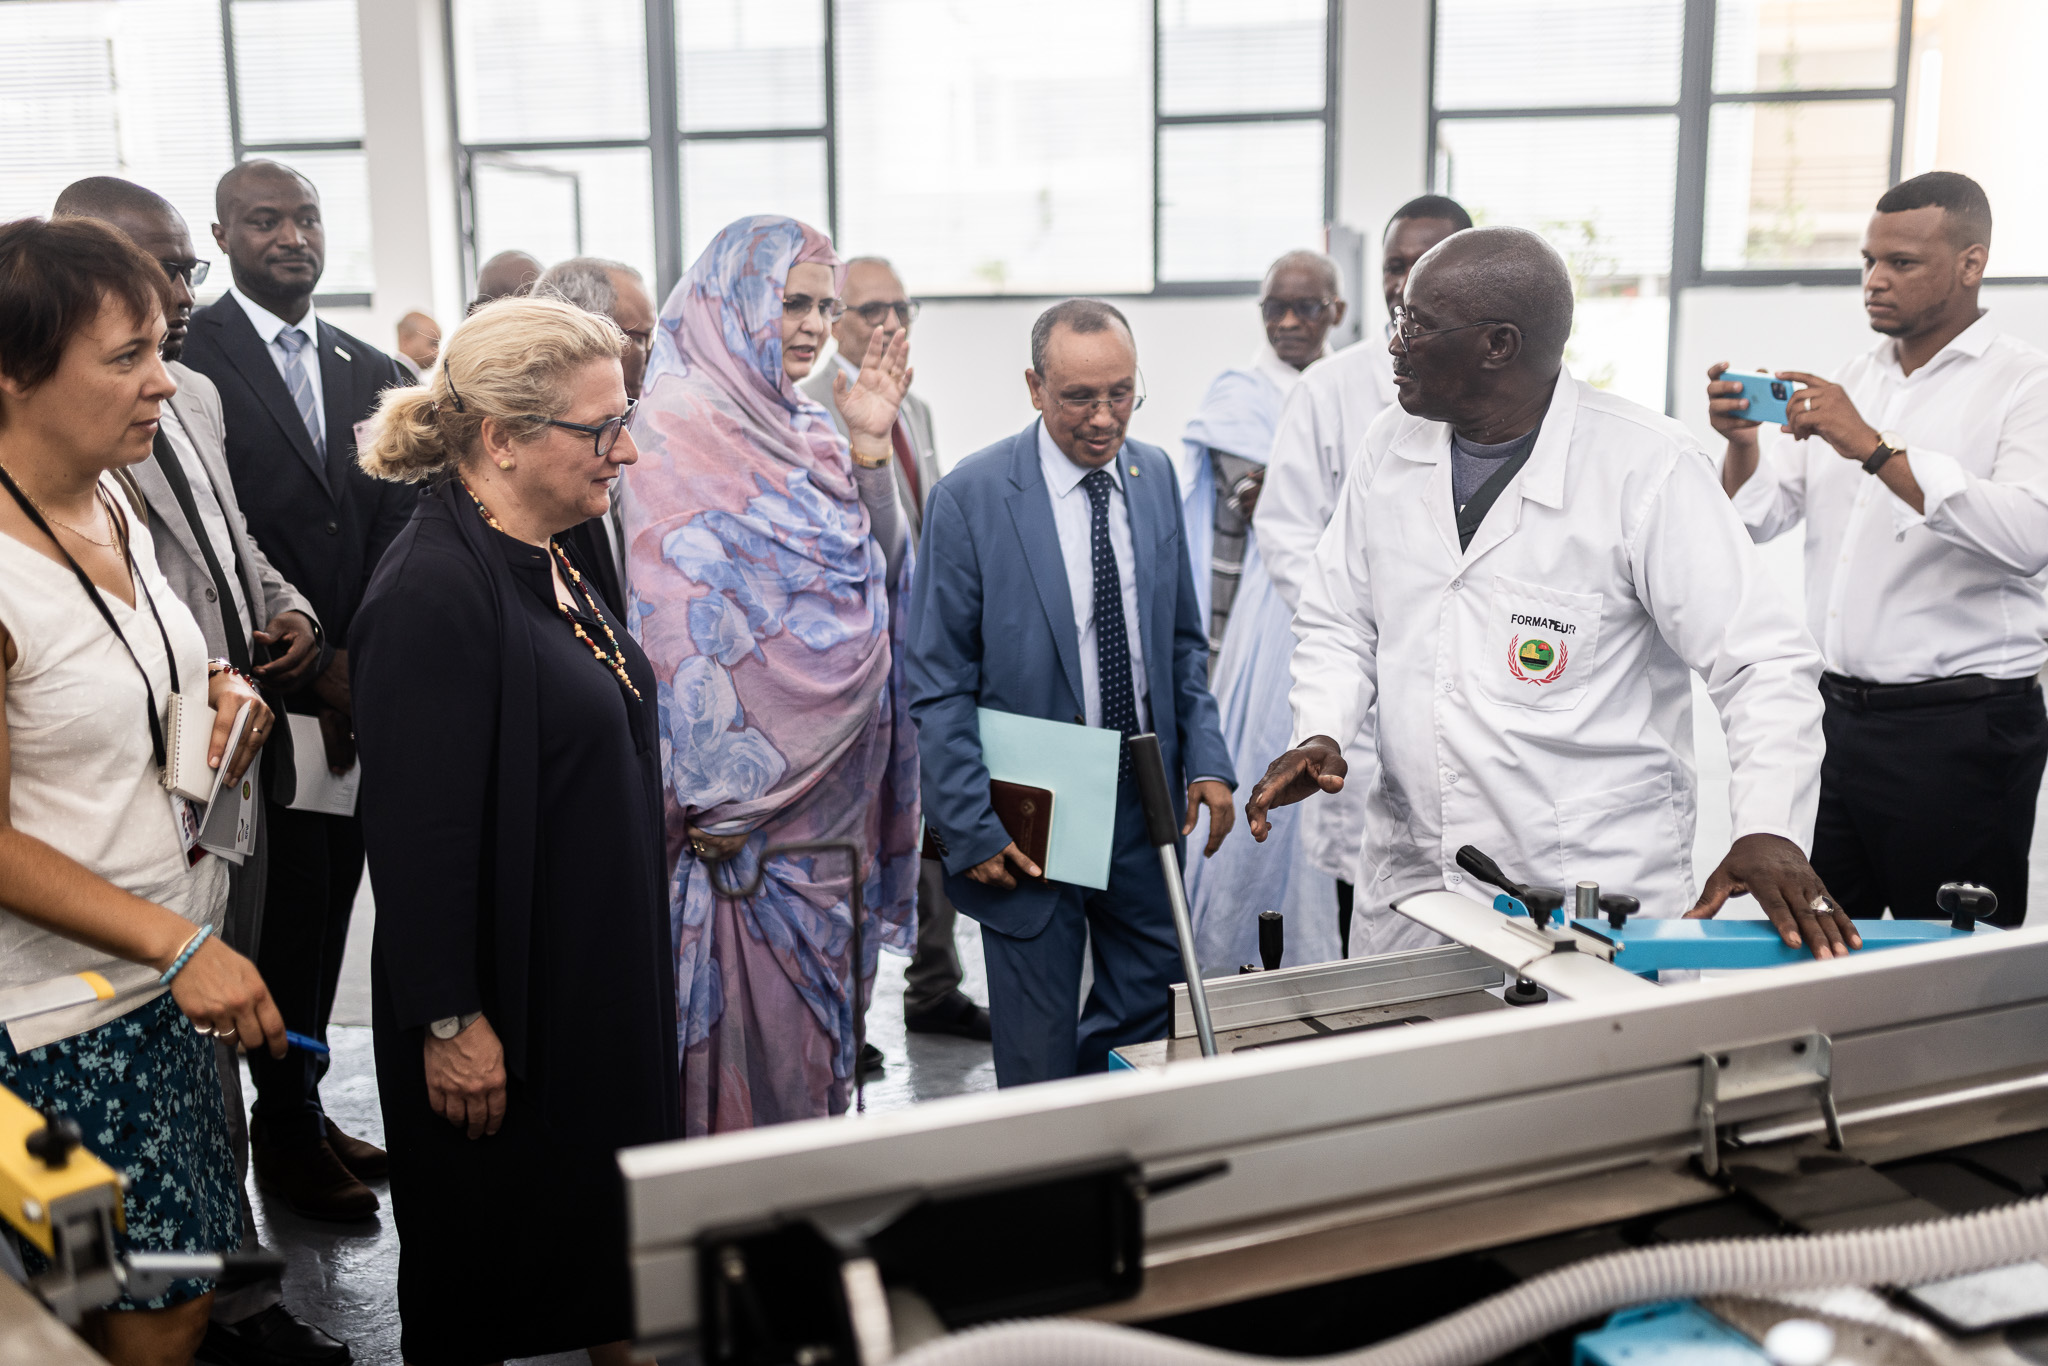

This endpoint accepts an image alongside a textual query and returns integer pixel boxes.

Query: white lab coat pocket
[1554,771,1684,917]
[1483,576,1603,712]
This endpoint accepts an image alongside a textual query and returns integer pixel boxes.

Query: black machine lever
[1936,881,1997,932]
[1258,911,1284,972]
[1129,733,1218,1057]
[26,1109,81,1169]
[1456,845,1566,929]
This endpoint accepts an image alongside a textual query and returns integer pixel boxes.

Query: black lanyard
[0,465,181,771]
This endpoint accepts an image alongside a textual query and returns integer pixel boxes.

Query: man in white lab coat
[1258,194,1470,958]
[1247,227,1859,957]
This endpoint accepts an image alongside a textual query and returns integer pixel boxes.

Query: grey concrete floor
[253,885,994,1366]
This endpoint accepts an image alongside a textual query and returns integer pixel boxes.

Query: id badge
[173,795,207,866]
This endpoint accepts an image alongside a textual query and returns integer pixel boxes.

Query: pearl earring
[497,460,513,470]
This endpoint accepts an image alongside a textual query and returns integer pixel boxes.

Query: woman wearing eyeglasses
[349,296,679,1366]
[623,214,920,1135]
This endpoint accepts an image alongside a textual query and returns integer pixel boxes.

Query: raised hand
[832,323,914,443]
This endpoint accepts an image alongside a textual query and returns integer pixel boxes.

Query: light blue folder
[977,708,1120,890]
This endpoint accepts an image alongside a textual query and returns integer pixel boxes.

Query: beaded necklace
[458,479,642,701]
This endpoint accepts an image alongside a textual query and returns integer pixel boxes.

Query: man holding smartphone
[1707,171,2048,927]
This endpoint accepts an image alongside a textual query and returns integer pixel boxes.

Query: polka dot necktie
[1082,468,1137,778]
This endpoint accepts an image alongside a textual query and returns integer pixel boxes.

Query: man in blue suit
[908,299,1236,1085]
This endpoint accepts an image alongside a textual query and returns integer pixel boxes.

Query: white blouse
[0,477,227,1048]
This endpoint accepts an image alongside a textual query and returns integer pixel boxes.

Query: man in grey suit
[54,177,347,1366]
[800,256,990,1045]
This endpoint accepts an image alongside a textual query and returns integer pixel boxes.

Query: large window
[446,0,1337,300]
[1431,0,2048,414]
[0,0,371,303]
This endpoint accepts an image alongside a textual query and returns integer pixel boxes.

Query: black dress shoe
[859,1041,886,1074]
[252,1138,380,1222]
[323,1118,388,1183]
[905,991,993,1041]
[198,1304,351,1366]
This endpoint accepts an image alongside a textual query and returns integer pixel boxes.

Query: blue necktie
[274,328,326,460]
[1082,468,1137,778]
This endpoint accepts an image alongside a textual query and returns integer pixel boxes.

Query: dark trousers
[1812,684,2048,927]
[247,803,365,1146]
[979,782,1180,1085]
[905,859,965,1017]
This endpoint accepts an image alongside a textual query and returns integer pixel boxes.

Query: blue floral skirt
[0,990,238,1309]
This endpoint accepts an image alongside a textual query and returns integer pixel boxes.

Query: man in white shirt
[1255,194,1471,956]
[1708,172,2048,927]
[1249,227,1857,959]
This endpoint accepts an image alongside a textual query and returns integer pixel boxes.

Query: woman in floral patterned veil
[624,215,920,1133]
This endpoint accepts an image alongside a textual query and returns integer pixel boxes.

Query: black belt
[1819,671,2037,712]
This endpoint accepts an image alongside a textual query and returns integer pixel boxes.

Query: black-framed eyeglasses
[783,293,846,322]
[1389,303,1512,355]
[851,299,921,327]
[530,400,637,456]
[1260,296,1334,325]
[158,258,209,287]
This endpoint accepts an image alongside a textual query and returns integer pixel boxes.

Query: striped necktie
[274,327,326,460]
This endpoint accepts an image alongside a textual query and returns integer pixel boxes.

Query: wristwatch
[429,1011,482,1040]
[1864,431,1906,475]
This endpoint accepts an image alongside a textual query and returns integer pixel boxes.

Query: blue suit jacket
[907,422,1234,939]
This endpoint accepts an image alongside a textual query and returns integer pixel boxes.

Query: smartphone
[1721,370,1802,427]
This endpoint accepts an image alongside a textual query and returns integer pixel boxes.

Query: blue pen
[285,1030,329,1057]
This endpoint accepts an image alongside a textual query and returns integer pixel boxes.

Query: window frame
[1429,0,2048,414]
[220,0,370,306]
[443,0,1338,303]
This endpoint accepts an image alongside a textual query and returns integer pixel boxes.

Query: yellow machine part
[0,1083,124,1258]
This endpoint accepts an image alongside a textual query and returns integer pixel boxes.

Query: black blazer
[180,295,417,672]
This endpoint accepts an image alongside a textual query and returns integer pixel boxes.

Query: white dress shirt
[1732,315,2048,683]
[1037,418,1149,730]
[157,404,252,632]
[229,286,324,422]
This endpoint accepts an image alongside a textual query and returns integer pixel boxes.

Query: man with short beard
[1708,172,2048,927]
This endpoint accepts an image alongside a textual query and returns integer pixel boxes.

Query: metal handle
[1127,734,1217,1058]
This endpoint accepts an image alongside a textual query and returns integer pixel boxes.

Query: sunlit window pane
[1904,2,2048,276]
[1434,115,1677,410]
[230,0,364,144]
[451,0,647,143]
[1434,0,1683,111]
[0,0,234,301]
[263,148,374,294]
[681,137,829,269]
[1703,100,1894,269]
[1159,121,1323,283]
[1713,0,1902,95]
[834,0,1152,295]
[1159,0,1324,117]
[679,0,825,132]
[473,147,656,288]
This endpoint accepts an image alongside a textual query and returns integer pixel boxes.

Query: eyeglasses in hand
[1260,296,1334,325]
[783,293,846,322]
[528,400,638,457]
[850,299,921,327]
[158,258,210,287]
[1389,303,1511,355]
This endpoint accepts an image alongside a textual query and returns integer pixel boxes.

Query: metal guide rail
[620,925,2048,1361]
